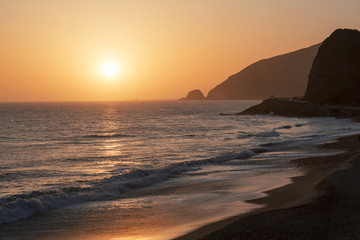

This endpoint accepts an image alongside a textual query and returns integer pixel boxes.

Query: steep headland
[304,29,360,106]
[240,29,360,117]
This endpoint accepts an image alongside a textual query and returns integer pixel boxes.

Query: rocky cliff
[240,28,360,117]
[206,44,320,100]
[304,29,360,106]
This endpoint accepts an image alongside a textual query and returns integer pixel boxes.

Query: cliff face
[304,29,360,106]
[207,44,320,100]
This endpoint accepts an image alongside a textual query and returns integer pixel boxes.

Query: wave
[184,134,196,138]
[56,133,135,145]
[237,123,308,140]
[237,130,280,139]
[62,155,128,163]
[276,125,292,130]
[276,123,308,130]
[260,140,297,148]
[0,148,264,225]
[0,170,63,181]
[259,133,337,151]
[83,133,134,138]
[255,131,280,138]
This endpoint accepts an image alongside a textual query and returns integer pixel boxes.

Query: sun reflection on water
[101,140,122,157]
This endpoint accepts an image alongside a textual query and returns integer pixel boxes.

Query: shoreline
[175,134,360,240]
[238,98,360,118]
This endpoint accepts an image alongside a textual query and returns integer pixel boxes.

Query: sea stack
[182,89,206,100]
[304,29,360,106]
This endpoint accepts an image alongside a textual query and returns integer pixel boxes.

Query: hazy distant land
[182,43,320,100]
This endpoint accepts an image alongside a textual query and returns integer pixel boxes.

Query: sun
[101,62,119,77]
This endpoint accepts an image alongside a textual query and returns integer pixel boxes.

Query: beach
[177,134,360,240]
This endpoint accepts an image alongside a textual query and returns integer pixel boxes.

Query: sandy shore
[176,134,360,240]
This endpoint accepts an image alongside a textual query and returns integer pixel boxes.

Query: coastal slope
[206,44,320,100]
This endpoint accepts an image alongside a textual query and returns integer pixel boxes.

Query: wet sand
[176,134,360,240]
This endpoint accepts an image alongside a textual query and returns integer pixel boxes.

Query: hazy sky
[1,0,360,102]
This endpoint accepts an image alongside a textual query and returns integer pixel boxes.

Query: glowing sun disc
[101,62,118,77]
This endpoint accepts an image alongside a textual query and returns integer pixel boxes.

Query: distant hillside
[206,44,320,100]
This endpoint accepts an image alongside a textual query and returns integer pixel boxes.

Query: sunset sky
[1,0,360,102]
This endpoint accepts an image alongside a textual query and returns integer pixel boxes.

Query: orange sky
[1,0,360,102]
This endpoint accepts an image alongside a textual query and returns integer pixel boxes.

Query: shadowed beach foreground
[177,134,360,240]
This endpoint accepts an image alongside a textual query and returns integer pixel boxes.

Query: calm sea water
[1,100,360,238]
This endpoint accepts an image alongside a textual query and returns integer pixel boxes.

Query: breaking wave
[237,130,280,139]
[0,148,264,225]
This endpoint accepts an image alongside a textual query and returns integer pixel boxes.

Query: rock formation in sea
[206,44,320,100]
[181,89,206,100]
[304,29,360,106]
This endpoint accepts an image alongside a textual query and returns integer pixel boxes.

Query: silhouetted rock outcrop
[181,89,206,100]
[207,44,320,100]
[304,29,360,106]
[239,29,360,117]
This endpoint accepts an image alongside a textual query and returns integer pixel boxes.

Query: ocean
[1,100,359,239]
